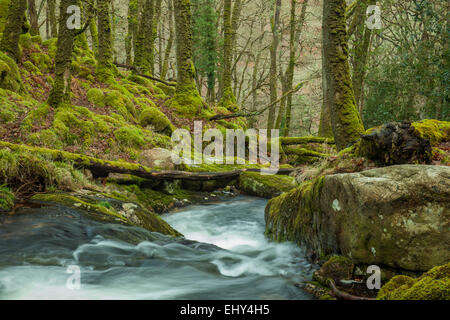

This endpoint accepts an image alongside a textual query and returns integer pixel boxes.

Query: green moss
[29,52,53,73]
[104,90,137,121]
[21,103,50,132]
[0,51,23,93]
[0,184,14,212]
[18,33,32,49]
[412,120,450,146]
[114,126,147,148]
[318,255,354,282]
[139,107,174,135]
[169,83,204,117]
[87,88,105,107]
[0,0,10,34]
[239,171,297,199]
[377,263,450,300]
[23,60,42,75]
[265,176,326,250]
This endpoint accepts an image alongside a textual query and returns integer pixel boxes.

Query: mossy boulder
[315,256,355,284]
[139,148,175,170]
[139,107,174,135]
[266,165,450,272]
[87,88,105,107]
[30,191,181,237]
[377,263,450,300]
[0,51,23,93]
[239,171,297,199]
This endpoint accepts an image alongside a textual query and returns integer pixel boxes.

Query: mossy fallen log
[280,136,335,145]
[0,141,294,181]
[283,146,331,158]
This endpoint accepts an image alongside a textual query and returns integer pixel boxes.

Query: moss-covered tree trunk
[0,0,27,62]
[89,11,99,55]
[218,0,238,112]
[323,0,364,150]
[96,0,115,83]
[125,0,138,65]
[172,0,203,115]
[161,0,174,80]
[27,0,39,36]
[47,0,57,37]
[47,0,78,107]
[267,0,281,131]
[134,0,154,75]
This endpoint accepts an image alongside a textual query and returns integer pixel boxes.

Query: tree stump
[360,121,432,165]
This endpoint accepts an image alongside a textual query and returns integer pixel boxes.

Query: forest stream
[0,196,314,300]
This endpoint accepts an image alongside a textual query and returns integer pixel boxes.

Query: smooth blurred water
[0,196,313,300]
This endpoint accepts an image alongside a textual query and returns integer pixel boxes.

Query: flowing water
[0,196,313,300]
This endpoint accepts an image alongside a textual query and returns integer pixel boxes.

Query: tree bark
[161,0,174,80]
[134,0,154,75]
[0,0,27,62]
[47,0,79,107]
[27,0,39,36]
[47,0,58,37]
[96,0,115,83]
[322,0,365,150]
[267,0,282,131]
[218,0,238,112]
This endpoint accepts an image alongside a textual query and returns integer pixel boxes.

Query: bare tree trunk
[161,0,174,80]
[267,0,281,131]
[47,0,58,37]
[27,0,39,36]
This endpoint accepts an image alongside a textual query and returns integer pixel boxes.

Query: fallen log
[114,63,176,87]
[0,142,294,181]
[280,136,335,145]
[283,146,330,158]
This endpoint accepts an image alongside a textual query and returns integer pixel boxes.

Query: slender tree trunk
[27,0,39,36]
[351,0,374,115]
[267,0,281,131]
[134,0,154,75]
[89,11,99,55]
[323,0,364,150]
[161,0,174,80]
[151,0,162,75]
[96,0,115,83]
[172,0,203,115]
[48,0,58,38]
[318,46,333,138]
[125,0,138,65]
[47,0,79,107]
[0,0,27,62]
[218,0,238,111]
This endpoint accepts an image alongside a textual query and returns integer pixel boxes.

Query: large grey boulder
[265,165,450,272]
[140,148,176,170]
